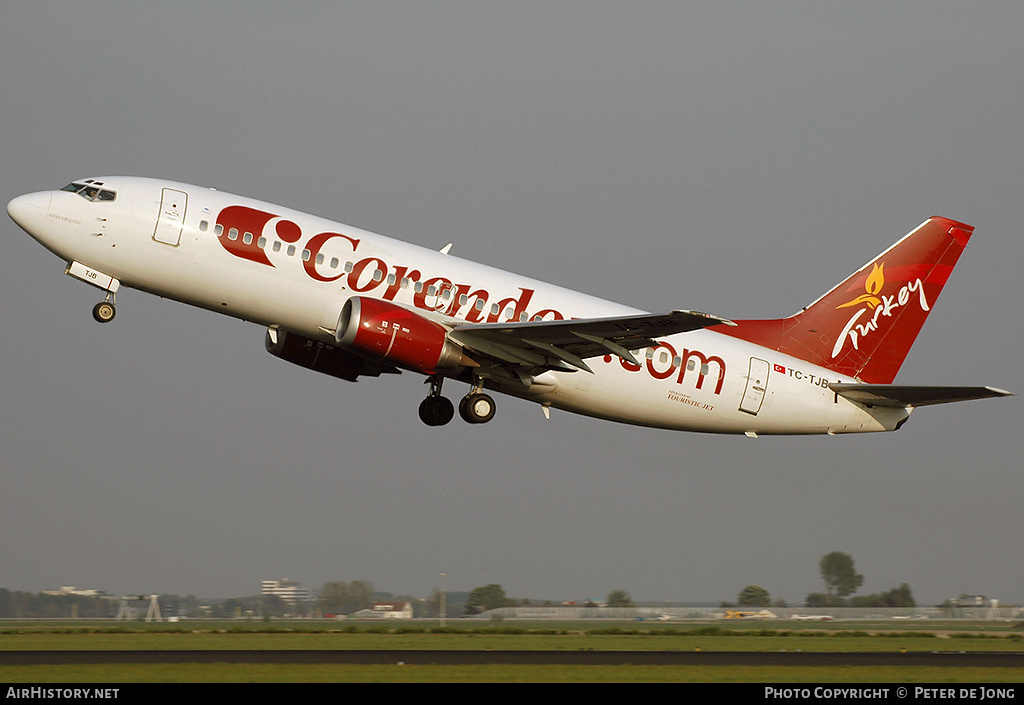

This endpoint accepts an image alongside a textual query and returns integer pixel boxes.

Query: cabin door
[153,188,188,246]
[739,357,770,415]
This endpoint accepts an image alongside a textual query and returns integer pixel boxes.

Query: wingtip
[678,310,737,327]
[984,386,1014,397]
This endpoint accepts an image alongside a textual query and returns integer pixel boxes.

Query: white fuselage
[11,177,908,434]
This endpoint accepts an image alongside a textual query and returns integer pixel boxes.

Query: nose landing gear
[92,293,117,323]
[64,262,119,323]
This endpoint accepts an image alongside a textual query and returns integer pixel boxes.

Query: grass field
[1,620,1021,683]
[4,664,1022,683]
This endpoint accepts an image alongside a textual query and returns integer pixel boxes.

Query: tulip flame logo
[837,262,885,310]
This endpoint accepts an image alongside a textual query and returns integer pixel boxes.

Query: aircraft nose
[7,191,51,236]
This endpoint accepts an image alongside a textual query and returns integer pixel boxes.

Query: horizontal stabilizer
[829,384,1013,408]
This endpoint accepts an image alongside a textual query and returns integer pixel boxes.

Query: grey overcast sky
[1,2,1021,606]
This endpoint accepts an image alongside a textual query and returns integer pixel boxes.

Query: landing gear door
[739,357,770,415]
[154,188,188,246]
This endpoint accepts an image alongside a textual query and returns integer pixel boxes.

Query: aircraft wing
[449,310,735,373]
[829,384,1013,408]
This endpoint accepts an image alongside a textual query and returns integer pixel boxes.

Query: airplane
[7,177,1012,435]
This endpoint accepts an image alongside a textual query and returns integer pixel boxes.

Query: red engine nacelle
[336,297,476,373]
[266,328,400,382]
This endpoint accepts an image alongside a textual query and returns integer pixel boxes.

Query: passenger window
[199,220,208,232]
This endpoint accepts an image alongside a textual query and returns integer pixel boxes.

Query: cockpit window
[61,181,117,202]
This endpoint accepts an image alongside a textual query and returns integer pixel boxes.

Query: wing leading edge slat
[450,310,734,373]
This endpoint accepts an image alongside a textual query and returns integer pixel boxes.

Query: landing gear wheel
[92,301,116,323]
[418,396,455,426]
[459,393,496,424]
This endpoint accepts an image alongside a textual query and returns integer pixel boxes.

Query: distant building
[350,601,414,619]
[260,578,310,606]
[41,586,111,598]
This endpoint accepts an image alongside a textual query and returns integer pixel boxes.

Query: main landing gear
[418,384,455,427]
[460,390,496,424]
[419,376,496,427]
[92,293,117,323]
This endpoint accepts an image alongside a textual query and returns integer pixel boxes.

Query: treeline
[805,553,916,608]
[727,554,920,609]
[0,588,113,618]
[0,574,925,619]
[806,583,916,608]
[0,586,465,620]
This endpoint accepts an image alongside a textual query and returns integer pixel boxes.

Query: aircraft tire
[459,393,496,424]
[418,396,455,426]
[92,302,116,323]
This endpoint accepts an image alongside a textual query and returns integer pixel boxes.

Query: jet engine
[265,328,399,382]
[336,296,477,373]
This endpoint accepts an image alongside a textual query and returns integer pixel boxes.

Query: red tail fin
[720,217,973,383]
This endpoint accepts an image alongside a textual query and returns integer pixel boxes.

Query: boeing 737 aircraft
[7,177,1011,434]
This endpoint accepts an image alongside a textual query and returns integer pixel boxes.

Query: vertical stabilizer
[720,217,973,383]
